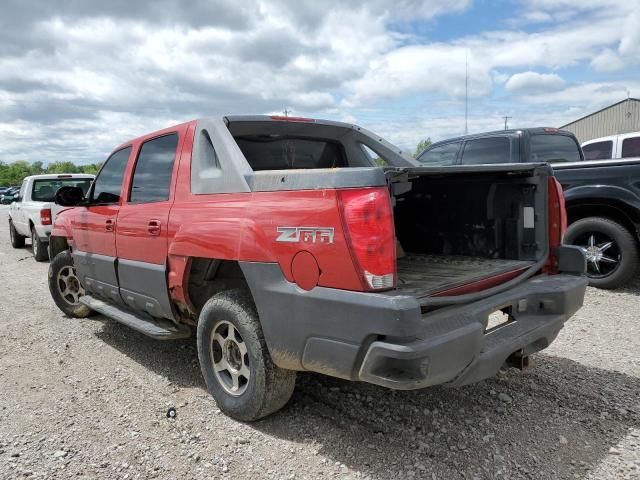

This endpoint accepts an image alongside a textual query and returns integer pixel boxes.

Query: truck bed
[396,255,534,298]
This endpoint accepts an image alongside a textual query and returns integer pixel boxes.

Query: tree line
[0,161,102,187]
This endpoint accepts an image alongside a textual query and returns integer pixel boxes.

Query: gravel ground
[1,206,639,480]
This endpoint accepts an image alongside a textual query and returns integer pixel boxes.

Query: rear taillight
[40,208,52,226]
[338,188,396,291]
[544,177,567,274]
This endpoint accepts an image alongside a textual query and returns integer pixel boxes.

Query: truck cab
[581,131,640,161]
[416,128,583,166]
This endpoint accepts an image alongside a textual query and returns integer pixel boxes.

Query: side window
[91,147,131,204]
[582,141,613,160]
[417,142,461,166]
[621,137,640,158]
[530,134,581,163]
[461,137,510,164]
[129,133,179,203]
[360,143,389,166]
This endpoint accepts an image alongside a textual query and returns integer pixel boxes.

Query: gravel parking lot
[1,206,639,480]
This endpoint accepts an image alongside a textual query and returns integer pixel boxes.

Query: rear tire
[197,289,296,421]
[31,228,49,262]
[48,250,92,318]
[564,217,638,289]
[9,220,25,248]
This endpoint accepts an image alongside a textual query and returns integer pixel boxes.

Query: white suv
[8,174,94,261]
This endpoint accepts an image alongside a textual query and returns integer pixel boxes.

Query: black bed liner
[395,255,534,298]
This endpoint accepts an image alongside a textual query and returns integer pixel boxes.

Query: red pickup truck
[48,116,587,421]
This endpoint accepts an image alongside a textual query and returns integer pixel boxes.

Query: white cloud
[513,80,640,108]
[0,0,638,163]
[505,71,565,93]
[590,48,625,72]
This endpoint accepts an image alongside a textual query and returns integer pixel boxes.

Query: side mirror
[13,195,21,202]
[55,186,85,207]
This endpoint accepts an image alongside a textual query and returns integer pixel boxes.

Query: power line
[464,51,468,135]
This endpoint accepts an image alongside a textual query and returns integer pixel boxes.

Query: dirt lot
[1,207,639,480]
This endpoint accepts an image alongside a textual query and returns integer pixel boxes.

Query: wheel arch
[169,255,251,320]
[48,235,70,259]
[565,199,640,245]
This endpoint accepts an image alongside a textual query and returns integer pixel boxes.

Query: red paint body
[54,120,366,308]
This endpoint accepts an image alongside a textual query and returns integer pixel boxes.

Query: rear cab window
[582,140,613,160]
[530,134,581,163]
[621,136,640,158]
[32,178,92,202]
[460,137,511,165]
[225,119,413,171]
[417,142,461,166]
[235,137,346,170]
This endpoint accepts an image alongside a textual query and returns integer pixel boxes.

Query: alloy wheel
[209,320,250,396]
[56,265,85,305]
[574,232,620,278]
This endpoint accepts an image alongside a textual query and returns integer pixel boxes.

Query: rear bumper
[358,274,586,389]
[240,262,586,389]
[33,224,51,240]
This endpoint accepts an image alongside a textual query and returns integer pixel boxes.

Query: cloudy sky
[1,0,639,164]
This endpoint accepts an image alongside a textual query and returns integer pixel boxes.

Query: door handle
[105,219,114,232]
[147,220,161,236]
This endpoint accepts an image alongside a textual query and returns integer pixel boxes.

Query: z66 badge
[276,226,334,244]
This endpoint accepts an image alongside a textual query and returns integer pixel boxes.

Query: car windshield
[31,178,92,202]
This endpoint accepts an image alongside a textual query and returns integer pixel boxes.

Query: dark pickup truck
[418,128,640,288]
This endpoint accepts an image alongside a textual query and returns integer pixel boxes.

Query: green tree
[79,162,102,175]
[413,138,432,158]
[0,160,104,187]
[29,161,45,175]
[0,161,32,186]
[46,161,80,174]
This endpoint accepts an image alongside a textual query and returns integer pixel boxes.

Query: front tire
[564,217,639,289]
[197,289,296,421]
[31,228,49,262]
[48,251,92,317]
[9,220,25,248]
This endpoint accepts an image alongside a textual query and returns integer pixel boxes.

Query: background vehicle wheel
[9,220,25,248]
[31,228,49,262]
[564,217,639,289]
[197,289,296,422]
[48,251,92,318]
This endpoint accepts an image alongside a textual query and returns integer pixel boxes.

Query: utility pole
[502,115,511,130]
[464,51,468,135]
[283,108,290,117]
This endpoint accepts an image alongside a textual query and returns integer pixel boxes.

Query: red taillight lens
[40,208,52,226]
[544,177,567,273]
[338,188,396,291]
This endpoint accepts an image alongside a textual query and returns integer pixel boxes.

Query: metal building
[560,98,640,143]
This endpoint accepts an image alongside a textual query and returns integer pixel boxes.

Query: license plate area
[485,306,514,334]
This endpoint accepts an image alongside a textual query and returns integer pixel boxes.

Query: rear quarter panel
[168,189,363,291]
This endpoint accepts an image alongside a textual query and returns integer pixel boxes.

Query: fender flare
[563,185,640,224]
